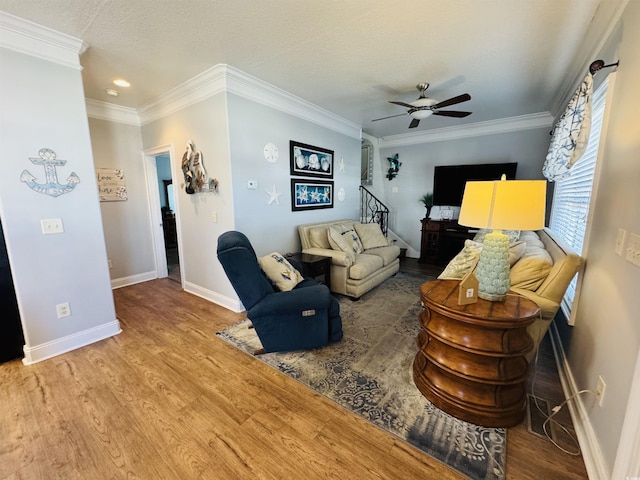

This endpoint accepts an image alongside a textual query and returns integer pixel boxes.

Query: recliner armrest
[248,284,331,318]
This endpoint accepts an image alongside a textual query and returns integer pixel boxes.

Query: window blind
[549,76,608,317]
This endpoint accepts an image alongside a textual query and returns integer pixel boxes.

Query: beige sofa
[298,219,400,299]
[439,227,583,361]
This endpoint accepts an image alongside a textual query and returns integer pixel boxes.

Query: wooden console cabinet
[413,279,540,427]
[419,219,474,264]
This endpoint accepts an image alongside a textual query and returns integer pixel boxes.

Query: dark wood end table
[286,253,331,287]
[413,279,540,427]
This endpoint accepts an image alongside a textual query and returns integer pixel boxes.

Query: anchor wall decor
[21,148,80,197]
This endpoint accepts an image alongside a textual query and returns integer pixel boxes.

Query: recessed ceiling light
[105,88,119,96]
[113,78,130,88]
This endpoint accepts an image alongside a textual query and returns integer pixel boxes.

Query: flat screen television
[432,162,518,206]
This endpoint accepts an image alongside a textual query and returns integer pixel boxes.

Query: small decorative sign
[96,168,127,201]
[458,270,479,305]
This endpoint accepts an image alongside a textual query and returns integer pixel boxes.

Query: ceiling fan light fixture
[410,110,433,120]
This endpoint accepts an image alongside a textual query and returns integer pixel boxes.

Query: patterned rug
[217,272,506,480]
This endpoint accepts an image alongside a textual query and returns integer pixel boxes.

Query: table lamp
[458,175,546,301]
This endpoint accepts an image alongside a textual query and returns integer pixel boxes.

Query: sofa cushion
[308,226,331,249]
[354,223,388,250]
[258,252,304,292]
[349,254,384,280]
[365,245,401,266]
[510,242,553,290]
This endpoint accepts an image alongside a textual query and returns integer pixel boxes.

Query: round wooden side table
[413,279,540,427]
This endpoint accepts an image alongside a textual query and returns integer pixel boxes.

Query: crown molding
[378,112,554,148]
[138,64,361,139]
[137,65,227,125]
[0,11,87,70]
[223,65,362,140]
[86,99,141,126]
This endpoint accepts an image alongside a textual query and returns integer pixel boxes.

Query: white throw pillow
[258,252,304,292]
[354,223,388,250]
[328,225,363,255]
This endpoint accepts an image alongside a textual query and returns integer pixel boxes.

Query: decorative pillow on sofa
[354,222,388,250]
[327,225,363,255]
[438,240,483,279]
[438,240,528,280]
[258,252,304,292]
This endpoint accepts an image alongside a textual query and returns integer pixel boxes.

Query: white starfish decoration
[338,157,345,172]
[266,184,282,205]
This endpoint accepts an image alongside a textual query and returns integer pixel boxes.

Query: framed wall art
[290,178,333,211]
[290,141,333,178]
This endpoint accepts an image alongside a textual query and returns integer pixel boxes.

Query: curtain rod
[589,59,620,75]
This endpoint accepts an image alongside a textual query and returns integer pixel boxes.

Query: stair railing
[359,186,389,236]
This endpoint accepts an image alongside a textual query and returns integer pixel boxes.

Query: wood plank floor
[1,260,589,479]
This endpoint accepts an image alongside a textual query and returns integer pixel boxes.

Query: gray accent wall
[0,47,119,362]
[227,93,360,256]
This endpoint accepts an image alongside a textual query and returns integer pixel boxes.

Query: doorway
[156,156,180,283]
[143,145,182,285]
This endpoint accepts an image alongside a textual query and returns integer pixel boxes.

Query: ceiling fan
[372,83,472,129]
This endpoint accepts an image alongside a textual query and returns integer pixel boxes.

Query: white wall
[0,39,119,363]
[141,94,238,308]
[378,127,551,255]
[558,1,640,475]
[89,118,156,282]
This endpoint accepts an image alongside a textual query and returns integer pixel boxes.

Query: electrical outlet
[56,302,71,318]
[595,375,606,407]
[615,229,627,256]
[108,259,113,269]
[211,212,217,223]
[247,180,258,189]
[41,218,64,234]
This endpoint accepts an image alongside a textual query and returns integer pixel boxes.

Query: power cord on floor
[530,324,596,456]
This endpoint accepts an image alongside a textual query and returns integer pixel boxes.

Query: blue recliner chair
[217,231,343,353]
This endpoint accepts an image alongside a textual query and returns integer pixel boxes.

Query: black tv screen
[432,162,518,206]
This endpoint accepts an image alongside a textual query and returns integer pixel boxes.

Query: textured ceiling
[0,0,604,137]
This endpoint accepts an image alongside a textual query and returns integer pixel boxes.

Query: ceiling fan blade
[433,93,471,109]
[432,110,472,118]
[371,113,408,122]
[409,118,420,128]
[389,100,416,109]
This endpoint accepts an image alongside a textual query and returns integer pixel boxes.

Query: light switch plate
[625,233,640,267]
[615,229,627,256]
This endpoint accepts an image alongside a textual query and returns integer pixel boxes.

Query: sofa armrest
[301,247,352,267]
[510,287,560,321]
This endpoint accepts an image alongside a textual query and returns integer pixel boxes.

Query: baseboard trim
[22,320,122,365]
[549,322,608,480]
[184,281,244,313]
[111,270,157,289]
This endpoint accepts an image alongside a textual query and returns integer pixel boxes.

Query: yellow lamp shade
[459,177,546,231]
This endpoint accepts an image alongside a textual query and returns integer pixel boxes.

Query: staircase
[359,186,389,236]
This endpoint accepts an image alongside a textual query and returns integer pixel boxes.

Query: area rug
[216,272,506,480]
